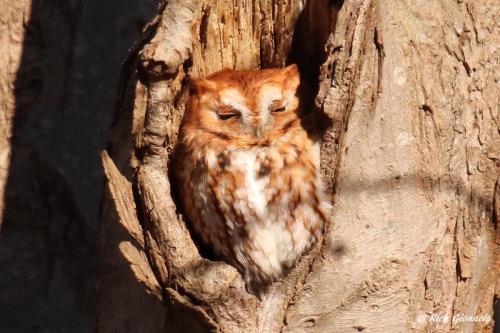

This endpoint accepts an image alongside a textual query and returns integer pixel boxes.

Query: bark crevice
[98,0,499,331]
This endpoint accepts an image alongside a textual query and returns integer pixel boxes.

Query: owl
[174,65,329,291]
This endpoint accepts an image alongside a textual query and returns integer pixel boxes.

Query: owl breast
[175,65,330,289]
[178,130,328,286]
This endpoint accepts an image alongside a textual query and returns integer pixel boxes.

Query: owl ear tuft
[283,64,300,79]
[282,64,300,90]
[189,77,217,95]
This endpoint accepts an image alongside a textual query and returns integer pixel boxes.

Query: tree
[98,0,499,332]
[0,0,157,331]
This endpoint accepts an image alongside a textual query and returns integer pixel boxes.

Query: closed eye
[216,105,240,120]
[269,100,286,113]
[217,113,239,120]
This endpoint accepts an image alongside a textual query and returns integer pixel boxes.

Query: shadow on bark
[0,0,159,331]
[0,2,92,331]
[99,0,495,331]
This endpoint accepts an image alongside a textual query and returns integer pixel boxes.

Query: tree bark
[0,1,94,331]
[0,0,158,331]
[99,0,499,332]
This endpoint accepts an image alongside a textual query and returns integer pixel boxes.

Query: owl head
[181,65,302,147]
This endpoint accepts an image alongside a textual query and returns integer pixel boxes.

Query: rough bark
[99,0,499,332]
[0,1,93,331]
[288,1,499,332]
[0,0,157,331]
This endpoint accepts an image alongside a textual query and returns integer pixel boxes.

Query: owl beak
[252,118,265,138]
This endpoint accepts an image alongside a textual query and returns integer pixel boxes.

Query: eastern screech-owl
[174,65,329,290]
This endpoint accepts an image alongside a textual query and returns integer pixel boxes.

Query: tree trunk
[0,0,157,331]
[98,0,499,332]
[0,1,93,331]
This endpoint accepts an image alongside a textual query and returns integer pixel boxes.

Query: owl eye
[217,113,239,120]
[269,100,286,113]
[272,106,286,112]
[216,106,240,120]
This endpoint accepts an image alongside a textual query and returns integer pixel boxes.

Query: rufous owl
[174,65,329,291]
